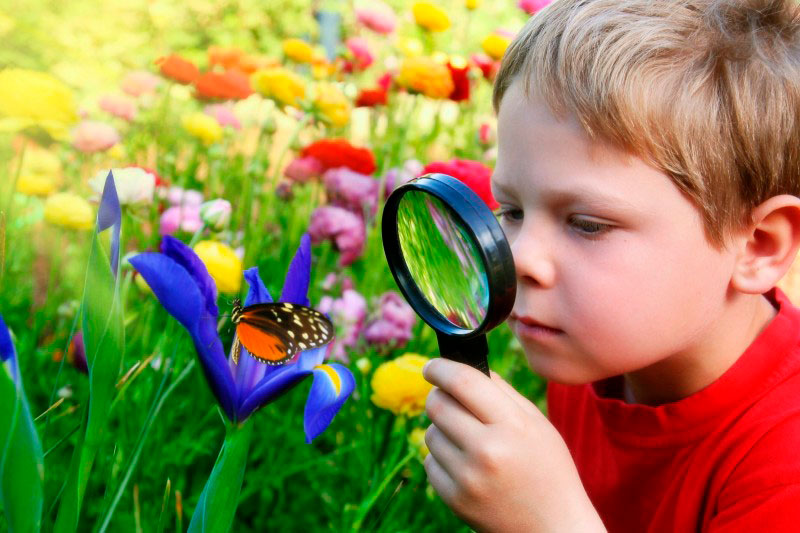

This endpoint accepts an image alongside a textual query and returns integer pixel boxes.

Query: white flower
[199,198,232,230]
[89,167,156,205]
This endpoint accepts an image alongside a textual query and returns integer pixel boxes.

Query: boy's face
[493,81,740,384]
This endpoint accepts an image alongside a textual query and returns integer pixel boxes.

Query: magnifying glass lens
[396,190,490,331]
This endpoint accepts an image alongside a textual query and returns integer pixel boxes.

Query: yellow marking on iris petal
[315,364,341,395]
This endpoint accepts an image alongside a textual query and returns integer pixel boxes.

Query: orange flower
[208,46,244,70]
[397,57,454,99]
[194,70,253,101]
[155,54,200,85]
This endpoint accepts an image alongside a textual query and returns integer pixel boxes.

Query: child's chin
[524,354,598,385]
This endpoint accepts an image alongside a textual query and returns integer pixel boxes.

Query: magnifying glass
[382,173,516,376]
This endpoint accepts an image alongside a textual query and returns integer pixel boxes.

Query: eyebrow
[493,179,640,213]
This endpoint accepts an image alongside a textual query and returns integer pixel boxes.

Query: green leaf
[188,420,254,533]
[0,367,44,533]
[54,217,124,533]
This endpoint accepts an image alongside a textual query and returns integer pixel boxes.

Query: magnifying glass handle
[434,332,490,377]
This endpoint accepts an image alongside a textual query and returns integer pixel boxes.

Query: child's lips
[509,313,564,340]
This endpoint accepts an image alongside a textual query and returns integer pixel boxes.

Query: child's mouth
[510,314,564,341]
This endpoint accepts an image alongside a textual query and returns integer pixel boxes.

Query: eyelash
[494,208,613,238]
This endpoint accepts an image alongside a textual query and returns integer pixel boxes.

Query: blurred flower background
[0,0,554,530]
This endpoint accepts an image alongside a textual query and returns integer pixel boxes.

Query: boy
[422,0,800,530]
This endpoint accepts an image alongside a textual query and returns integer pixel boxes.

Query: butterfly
[229,298,335,365]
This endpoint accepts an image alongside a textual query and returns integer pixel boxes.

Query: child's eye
[568,215,612,237]
[494,207,523,224]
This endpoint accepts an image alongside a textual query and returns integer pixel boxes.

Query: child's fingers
[425,388,482,447]
[425,424,464,474]
[423,358,516,424]
[424,453,458,506]
[490,371,542,418]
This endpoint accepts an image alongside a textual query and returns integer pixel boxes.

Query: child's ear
[731,195,800,294]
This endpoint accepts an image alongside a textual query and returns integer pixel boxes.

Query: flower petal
[0,314,18,384]
[279,233,311,306]
[232,267,274,398]
[237,346,325,420]
[129,252,237,420]
[97,170,121,274]
[160,236,219,318]
[303,363,355,443]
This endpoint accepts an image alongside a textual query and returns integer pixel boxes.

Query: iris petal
[0,314,18,383]
[232,267,273,398]
[303,363,355,443]
[160,236,219,318]
[279,233,311,306]
[129,253,237,421]
[96,171,121,275]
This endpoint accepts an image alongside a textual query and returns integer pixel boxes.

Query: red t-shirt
[548,288,800,532]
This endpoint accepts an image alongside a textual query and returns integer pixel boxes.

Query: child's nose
[509,228,557,289]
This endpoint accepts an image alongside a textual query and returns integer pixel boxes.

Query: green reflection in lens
[397,190,489,330]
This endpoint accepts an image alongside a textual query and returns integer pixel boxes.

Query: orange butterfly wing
[235,321,291,364]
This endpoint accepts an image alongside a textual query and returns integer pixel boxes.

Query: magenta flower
[363,292,416,350]
[318,289,367,362]
[518,0,553,15]
[99,94,138,121]
[165,186,203,207]
[308,206,366,266]
[121,71,161,97]
[383,159,424,197]
[355,6,397,34]
[323,167,379,216]
[204,104,241,130]
[71,121,120,153]
[345,37,375,70]
[284,156,324,183]
[160,205,203,235]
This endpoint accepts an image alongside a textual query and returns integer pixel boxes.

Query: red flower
[422,159,498,209]
[470,53,499,81]
[301,139,377,175]
[155,54,200,85]
[193,69,253,100]
[378,72,393,91]
[447,62,470,102]
[356,87,388,107]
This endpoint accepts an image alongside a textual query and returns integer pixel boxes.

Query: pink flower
[199,198,232,230]
[345,37,374,70]
[518,0,552,15]
[318,289,367,362]
[323,167,379,216]
[99,94,138,121]
[121,71,161,97]
[159,204,203,235]
[308,206,366,266]
[356,6,397,34]
[71,121,120,153]
[383,159,424,196]
[204,104,241,130]
[284,156,324,183]
[165,186,203,207]
[363,291,416,350]
[478,122,496,146]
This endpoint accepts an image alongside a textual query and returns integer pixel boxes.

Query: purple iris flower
[0,314,19,385]
[129,234,355,442]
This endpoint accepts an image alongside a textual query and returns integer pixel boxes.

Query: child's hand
[423,358,606,532]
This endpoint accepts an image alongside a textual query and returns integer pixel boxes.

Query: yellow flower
[0,69,78,140]
[14,144,62,196]
[44,192,94,231]
[182,112,223,145]
[465,0,481,10]
[282,38,315,64]
[370,353,433,416]
[314,84,351,127]
[409,427,430,458]
[193,240,242,293]
[251,68,306,108]
[412,2,451,32]
[398,38,423,58]
[481,33,512,61]
[397,57,454,99]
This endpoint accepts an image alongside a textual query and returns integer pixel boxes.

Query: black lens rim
[382,173,516,337]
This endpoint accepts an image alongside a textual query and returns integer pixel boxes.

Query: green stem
[352,448,415,530]
[187,420,255,533]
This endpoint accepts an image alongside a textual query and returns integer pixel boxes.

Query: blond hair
[494,0,800,246]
